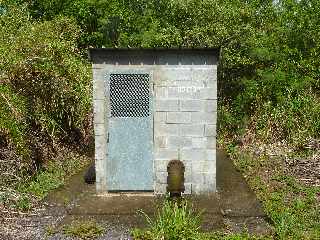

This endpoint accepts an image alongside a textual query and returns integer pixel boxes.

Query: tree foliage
[0,3,91,173]
[1,0,319,179]
[27,0,319,144]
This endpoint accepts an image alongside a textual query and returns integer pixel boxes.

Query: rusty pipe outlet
[167,160,185,198]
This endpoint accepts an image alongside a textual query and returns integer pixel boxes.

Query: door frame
[105,69,154,191]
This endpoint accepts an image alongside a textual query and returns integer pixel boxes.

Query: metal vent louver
[110,73,150,117]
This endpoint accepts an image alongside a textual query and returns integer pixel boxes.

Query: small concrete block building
[89,49,219,195]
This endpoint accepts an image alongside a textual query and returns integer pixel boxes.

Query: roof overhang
[89,48,220,66]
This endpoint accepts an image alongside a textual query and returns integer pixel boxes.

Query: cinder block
[154,112,167,122]
[205,100,217,112]
[193,183,215,194]
[157,67,192,82]
[154,123,179,136]
[155,149,179,160]
[192,172,216,194]
[207,149,216,161]
[175,80,204,88]
[180,100,217,112]
[183,167,192,183]
[191,137,216,149]
[204,80,217,88]
[94,123,105,136]
[95,135,106,160]
[183,183,192,195]
[154,160,169,172]
[96,183,108,194]
[167,136,192,148]
[191,183,201,194]
[166,112,191,124]
[154,136,167,148]
[192,161,215,173]
[191,112,216,124]
[155,171,168,184]
[92,68,104,78]
[179,124,204,136]
[93,77,106,100]
[155,100,179,112]
[155,78,178,87]
[204,124,217,136]
[206,137,216,149]
[155,87,168,98]
[95,158,107,193]
[155,183,167,194]
[92,63,106,69]
[191,137,207,149]
[192,68,217,83]
[93,99,106,124]
[92,64,104,69]
[192,161,208,173]
[168,87,195,99]
[180,100,203,112]
[203,173,216,186]
[95,171,104,185]
[95,159,105,182]
[198,87,217,100]
[206,161,216,174]
[180,149,207,161]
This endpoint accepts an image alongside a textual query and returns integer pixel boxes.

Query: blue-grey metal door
[107,73,153,191]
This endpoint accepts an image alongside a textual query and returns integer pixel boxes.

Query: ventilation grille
[110,73,150,118]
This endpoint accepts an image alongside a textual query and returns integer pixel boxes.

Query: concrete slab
[43,150,271,238]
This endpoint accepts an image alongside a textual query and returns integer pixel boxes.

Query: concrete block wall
[92,67,108,194]
[153,66,217,194]
[90,49,218,195]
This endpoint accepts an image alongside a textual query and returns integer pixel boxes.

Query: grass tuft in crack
[63,220,104,240]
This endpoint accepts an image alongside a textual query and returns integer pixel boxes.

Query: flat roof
[89,48,220,65]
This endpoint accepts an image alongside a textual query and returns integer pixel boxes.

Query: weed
[135,199,201,240]
[199,231,272,239]
[15,194,31,211]
[18,155,89,201]
[63,220,104,239]
[45,225,58,236]
[0,154,91,211]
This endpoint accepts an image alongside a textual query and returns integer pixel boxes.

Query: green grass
[132,199,202,240]
[198,232,271,240]
[19,156,88,199]
[63,220,104,239]
[229,147,320,240]
[3,154,90,211]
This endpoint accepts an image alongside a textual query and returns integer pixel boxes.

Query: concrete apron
[45,150,270,235]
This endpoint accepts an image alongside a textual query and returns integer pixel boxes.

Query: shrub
[0,4,91,141]
[0,3,91,180]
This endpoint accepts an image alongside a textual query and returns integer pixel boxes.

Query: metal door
[107,73,153,191]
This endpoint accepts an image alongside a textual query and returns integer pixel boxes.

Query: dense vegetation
[24,0,320,144]
[0,0,319,239]
[0,3,91,207]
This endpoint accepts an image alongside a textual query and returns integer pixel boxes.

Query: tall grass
[133,199,202,240]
